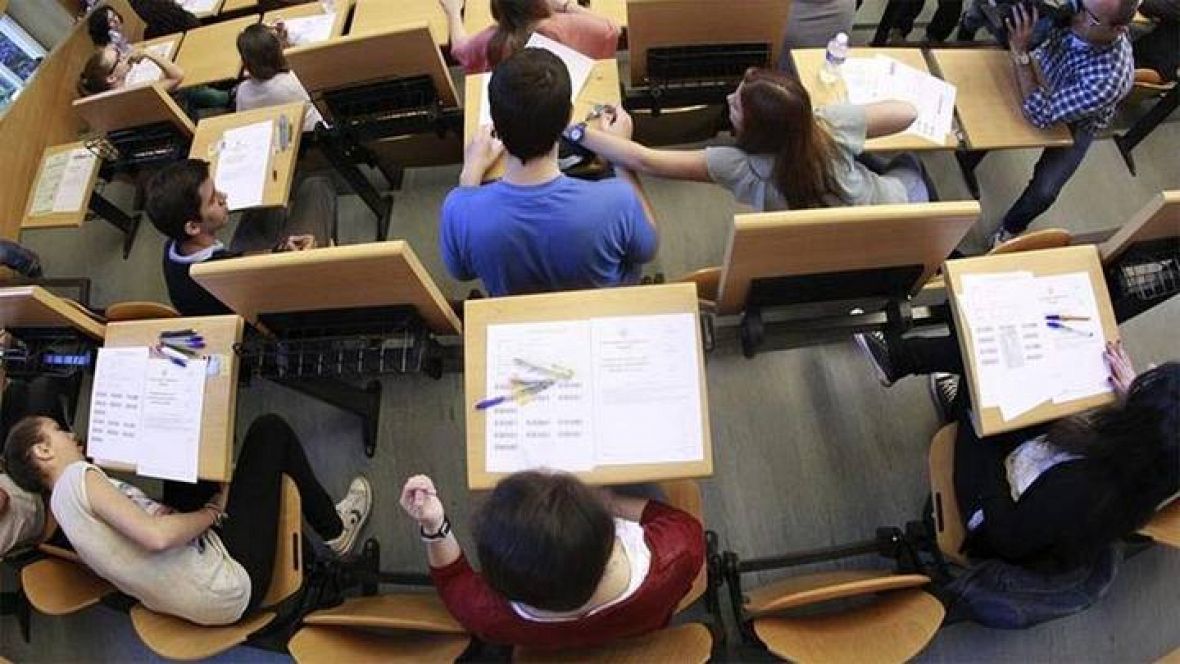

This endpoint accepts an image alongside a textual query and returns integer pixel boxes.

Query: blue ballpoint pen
[1046,320,1093,336]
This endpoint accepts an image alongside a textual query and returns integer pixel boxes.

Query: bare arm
[439,0,471,51]
[400,475,462,568]
[863,100,918,138]
[1007,5,1045,102]
[85,470,215,552]
[141,51,184,92]
[579,106,712,184]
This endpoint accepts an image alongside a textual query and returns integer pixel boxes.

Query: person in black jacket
[855,331,1179,572]
[1133,0,1180,81]
[128,0,201,39]
[144,159,335,316]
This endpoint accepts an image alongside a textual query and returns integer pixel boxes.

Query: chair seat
[1140,499,1180,548]
[744,570,931,616]
[753,588,945,664]
[515,623,713,663]
[21,558,114,615]
[129,604,275,661]
[288,625,471,663]
[929,423,968,567]
[303,593,465,633]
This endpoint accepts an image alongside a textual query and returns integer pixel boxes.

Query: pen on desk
[476,379,557,410]
[155,344,189,367]
[160,329,196,338]
[1046,320,1093,336]
[1045,314,1090,322]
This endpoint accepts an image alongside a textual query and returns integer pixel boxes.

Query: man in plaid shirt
[992,0,1137,247]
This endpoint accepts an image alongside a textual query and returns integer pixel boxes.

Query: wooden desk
[464,58,620,180]
[101,315,244,481]
[1100,190,1180,264]
[220,0,260,13]
[929,49,1072,150]
[72,82,196,135]
[188,102,306,209]
[189,241,463,335]
[464,0,629,37]
[0,286,105,340]
[716,201,981,314]
[174,15,259,89]
[263,0,352,47]
[21,142,102,230]
[944,245,1119,437]
[464,283,712,489]
[352,0,448,45]
[791,48,957,152]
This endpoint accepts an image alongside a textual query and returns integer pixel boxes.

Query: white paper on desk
[840,57,889,105]
[283,13,335,46]
[51,149,98,213]
[960,272,1052,421]
[124,40,176,86]
[181,0,219,13]
[591,314,704,465]
[215,120,273,210]
[1036,272,1111,403]
[136,357,207,483]
[87,347,150,467]
[485,321,596,473]
[525,33,593,102]
[875,56,956,145]
[28,150,68,216]
[476,72,492,128]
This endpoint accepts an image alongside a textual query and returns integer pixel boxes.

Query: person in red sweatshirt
[399,471,704,650]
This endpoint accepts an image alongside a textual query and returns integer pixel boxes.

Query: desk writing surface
[188,102,306,209]
[0,287,105,340]
[463,283,713,490]
[930,49,1072,150]
[21,141,101,231]
[174,15,260,89]
[101,315,243,482]
[791,48,957,152]
[352,0,448,45]
[220,0,260,13]
[464,58,620,180]
[190,241,463,335]
[1099,190,1180,264]
[263,0,352,46]
[944,246,1119,437]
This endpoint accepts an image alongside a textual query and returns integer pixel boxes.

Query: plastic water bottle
[818,32,849,86]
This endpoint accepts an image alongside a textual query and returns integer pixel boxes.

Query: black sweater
[161,241,234,316]
[129,0,201,40]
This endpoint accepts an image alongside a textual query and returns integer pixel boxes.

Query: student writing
[235,23,326,133]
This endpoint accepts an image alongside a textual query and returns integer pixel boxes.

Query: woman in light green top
[575,68,927,212]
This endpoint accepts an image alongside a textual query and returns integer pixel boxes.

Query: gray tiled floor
[3,3,1179,661]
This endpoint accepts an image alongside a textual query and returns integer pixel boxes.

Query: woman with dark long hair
[574,68,928,212]
[439,0,620,73]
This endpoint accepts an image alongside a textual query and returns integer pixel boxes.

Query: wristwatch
[1011,51,1031,66]
[564,121,588,145]
[420,516,451,542]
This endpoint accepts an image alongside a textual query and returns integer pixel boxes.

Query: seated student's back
[235,23,325,132]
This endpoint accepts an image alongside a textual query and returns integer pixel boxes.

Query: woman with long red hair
[573,68,929,212]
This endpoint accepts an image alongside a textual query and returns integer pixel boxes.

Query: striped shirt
[1022,29,1134,135]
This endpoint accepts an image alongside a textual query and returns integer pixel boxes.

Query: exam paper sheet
[1036,272,1110,404]
[283,13,335,46]
[52,149,98,213]
[28,150,69,217]
[524,33,593,102]
[591,314,704,465]
[136,358,207,483]
[87,347,150,466]
[215,120,273,210]
[181,0,219,13]
[837,56,955,145]
[124,41,176,87]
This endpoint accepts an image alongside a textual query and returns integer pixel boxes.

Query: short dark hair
[145,159,210,243]
[87,7,121,46]
[2,417,51,493]
[488,48,571,163]
[237,24,289,81]
[474,471,614,611]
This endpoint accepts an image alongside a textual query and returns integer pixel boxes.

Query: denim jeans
[1001,127,1095,234]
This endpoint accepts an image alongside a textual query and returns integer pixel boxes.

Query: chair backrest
[104,301,180,322]
[1100,190,1180,265]
[928,423,968,566]
[988,228,1072,256]
[261,474,303,607]
[514,622,713,663]
[657,479,707,613]
[302,593,465,633]
[289,624,471,663]
[1140,498,1180,549]
[676,267,722,303]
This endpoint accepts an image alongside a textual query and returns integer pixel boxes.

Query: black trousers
[165,415,343,613]
[873,0,965,44]
[1,376,70,444]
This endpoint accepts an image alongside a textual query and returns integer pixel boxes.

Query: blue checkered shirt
[1022,29,1134,135]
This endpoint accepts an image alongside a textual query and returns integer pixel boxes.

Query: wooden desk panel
[1100,190,1180,264]
[930,48,1072,150]
[175,15,259,89]
[263,0,352,47]
[944,246,1118,436]
[21,142,102,230]
[464,58,620,180]
[791,48,957,152]
[102,315,244,481]
[72,82,196,135]
[352,0,448,45]
[0,287,105,340]
[464,283,713,489]
[190,241,463,335]
[188,102,306,209]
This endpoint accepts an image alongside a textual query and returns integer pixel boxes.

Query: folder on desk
[945,246,1120,437]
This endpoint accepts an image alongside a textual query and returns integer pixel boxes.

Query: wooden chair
[130,475,303,661]
[288,593,470,663]
[658,479,708,613]
[104,301,180,321]
[1140,499,1180,549]
[745,570,945,663]
[515,622,713,663]
[20,518,115,616]
[676,267,722,303]
[928,423,968,567]
[924,228,1072,293]
[1157,645,1180,664]
[1125,68,1177,108]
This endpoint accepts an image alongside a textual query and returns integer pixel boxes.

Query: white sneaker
[326,476,372,556]
[989,227,1017,251]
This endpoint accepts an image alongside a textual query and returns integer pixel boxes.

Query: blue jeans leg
[1001,128,1094,234]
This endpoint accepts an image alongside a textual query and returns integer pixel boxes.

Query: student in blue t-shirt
[439,48,657,297]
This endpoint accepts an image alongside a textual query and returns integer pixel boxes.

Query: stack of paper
[839,56,956,145]
[476,32,595,129]
[124,41,176,87]
[484,314,705,473]
[88,347,208,483]
[214,120,274,210]
[959,270,1110,422]
[180,0,219,13]
[282,13,336,46]
[28,148,98,216]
